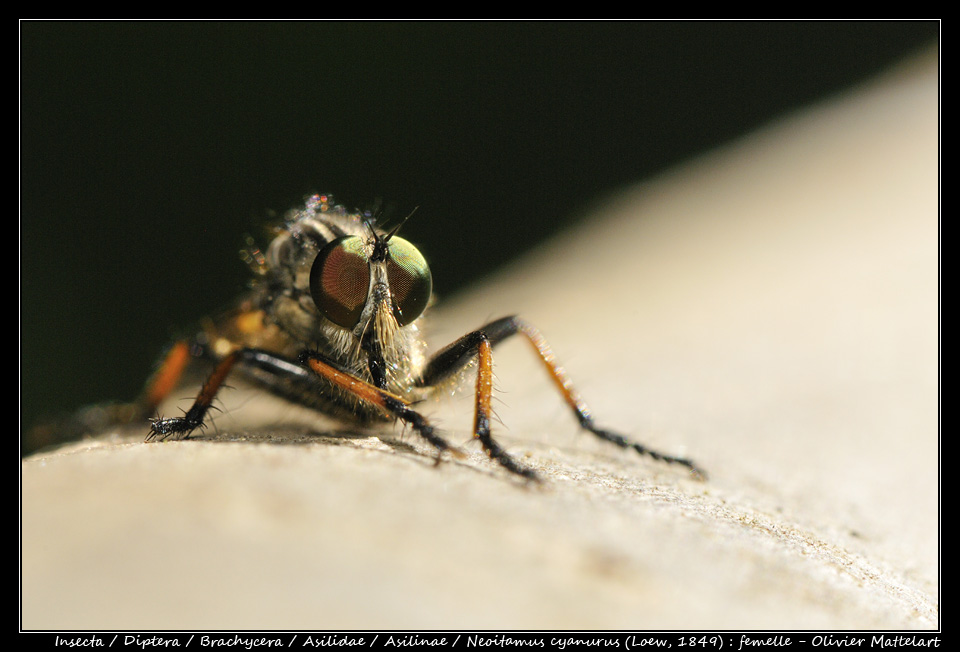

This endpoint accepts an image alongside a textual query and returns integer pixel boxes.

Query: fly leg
[418,316,706,480]
[140,340,195,417]
[145,347,320,440]
[146,347,243,441]
[26,340,198,451]
[147,346,464,465]
[297,351,463,463]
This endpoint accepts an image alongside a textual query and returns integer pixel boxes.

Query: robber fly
[140,194,704,481]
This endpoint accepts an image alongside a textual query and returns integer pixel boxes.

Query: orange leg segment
[421,316,706,480]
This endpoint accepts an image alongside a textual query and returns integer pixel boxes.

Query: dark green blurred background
[20,21,938,452]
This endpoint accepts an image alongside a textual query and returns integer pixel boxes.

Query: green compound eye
[385,236,432,326]
[310,236,371,328]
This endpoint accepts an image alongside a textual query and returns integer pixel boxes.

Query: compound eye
[309,236,371,328]
[386,236,432,326]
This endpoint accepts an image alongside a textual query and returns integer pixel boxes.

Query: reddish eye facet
[310,234,431,329]
[310,236,371,328]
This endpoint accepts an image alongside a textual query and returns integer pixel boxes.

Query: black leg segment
[419,315,706,480]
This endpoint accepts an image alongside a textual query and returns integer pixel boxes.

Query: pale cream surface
[22,50,938,630]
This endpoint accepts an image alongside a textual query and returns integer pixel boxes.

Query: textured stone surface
[22,51,938,630]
